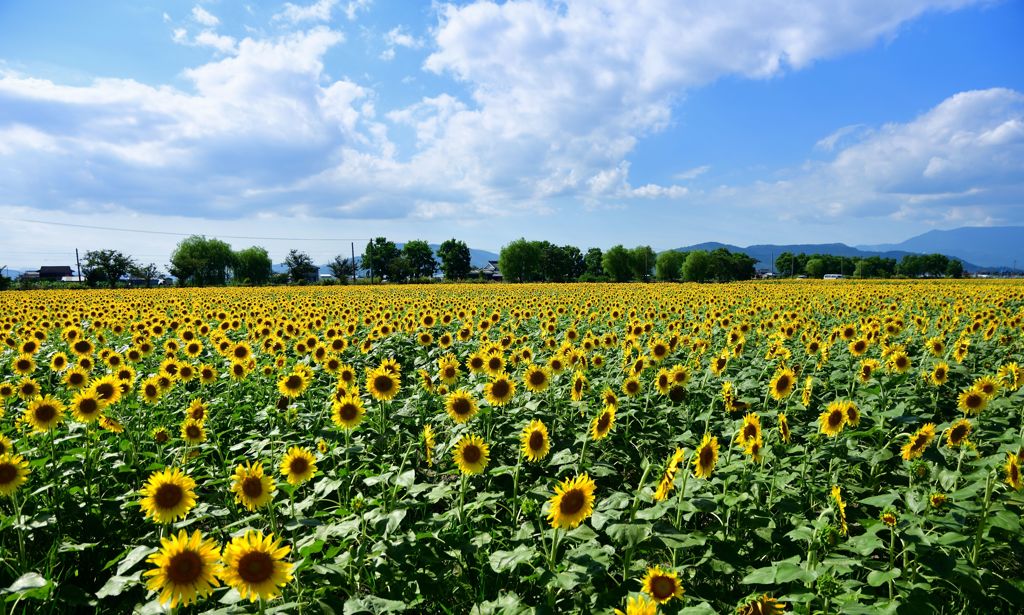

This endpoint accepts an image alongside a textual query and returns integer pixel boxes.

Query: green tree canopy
[655,250,685,281]
[83,249,136,288]
[233,246,272,285]
[362,237,401,281]
[602,245,633,282]
[499,238,543,282]
[326,255,356,283]
[630,246,656,281]
[403,240,438,279]
[285,249,318,283]
[437,239,472,280]
[169,236,235,286]
[583,248,604,278]
[682,250,712,282]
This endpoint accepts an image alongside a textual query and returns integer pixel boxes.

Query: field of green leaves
[0,281,1022,614]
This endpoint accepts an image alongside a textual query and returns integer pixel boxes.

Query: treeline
[774,251,964,278]
[498,239,756,283]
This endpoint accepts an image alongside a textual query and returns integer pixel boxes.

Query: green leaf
[115,545,158,576]
[4,573,48,594]
[489,544,537,573]
[605,523,651,548]
[866,568,901,587]
[96,572,140,599]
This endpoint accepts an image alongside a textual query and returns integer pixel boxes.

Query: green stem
[888,526,896,600]
[510,452,523,525]
[970,472,995,566]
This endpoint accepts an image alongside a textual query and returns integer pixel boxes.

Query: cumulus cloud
[708,88,1024,225]
[0,0,1001,231]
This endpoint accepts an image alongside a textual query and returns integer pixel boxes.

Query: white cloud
[273,0,370,23]
[191,6,220,27]
[674,165,710,180]
[706,88,1024,224]
[380,26,423,60]
[194,31,239,54]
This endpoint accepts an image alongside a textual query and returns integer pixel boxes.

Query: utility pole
[791,253,794,278]
[350,242,356,284]
[75,249,82,282]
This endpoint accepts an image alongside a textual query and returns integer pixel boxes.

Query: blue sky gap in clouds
[0,0,1022,269]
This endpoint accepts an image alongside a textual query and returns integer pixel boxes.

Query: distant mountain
[273,244,500,276]
[1,268,23,279]
[860,226,1024,269]
[670,242,982,272]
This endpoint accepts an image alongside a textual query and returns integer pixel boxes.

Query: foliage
[285,249,319,284]
[168,236,236,286]
[499,238,543,283]
[326,255,356,283]
[1,281,1022,614]
[437,239,472,280]
[232,247,273,285]
[655,250,685,282]
[602,245,633,282]
[362,237,403,282]
[82,249,136,289]
[402,240,438,279]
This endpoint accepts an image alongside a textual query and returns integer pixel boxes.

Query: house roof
[39,266,74,275]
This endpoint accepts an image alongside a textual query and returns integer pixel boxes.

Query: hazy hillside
[860,227,1024,269]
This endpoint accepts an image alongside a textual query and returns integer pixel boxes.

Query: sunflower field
[1,281,1023,614]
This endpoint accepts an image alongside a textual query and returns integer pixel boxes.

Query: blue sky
[1,0,1022,268]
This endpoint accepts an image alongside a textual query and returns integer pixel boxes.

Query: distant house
[37,266,74,281]
[474,260,502,281]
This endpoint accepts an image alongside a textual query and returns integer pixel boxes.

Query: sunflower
[880,510,898,528]
[930,362,950,386]
[858,359,880,383]
[277,371,309,398]
[0,434,12,456]
[0,382,14,399]
[737,594,786,615]
[777,413,791,444]
[801,376,813,407]
[570,371,588,402]
[16,377,40,400]
[24,395,65,433]
[12,354,35,376]
[143,529,221,608]
[484,373,515,407]
[484,353,505,376]
[140,378,162,404]
[831,485,847,535]
[453,434,490,475]
[613,594,659,615]
[49,352,69,373]
[945,418,972,448]
[366,368,400,402]
[547,473,596,529]
[736,413,761,449]
[423,424,436,467]
[521,419,550,462]
[617,376,641,399]
[591,404,616,441]
[1005,452,1022,491]
[445,389,479,423]
[0,453,30,497]
[887,351,911,374]
[199,364,218,384]
[70,389,105,423]
[186,398,208,422]
[139,467,197,524]
[152,427,171,444]
[180,419,206,444]
[693,433,719,479]
[523,364,550,393]
[843,401,860,427]
[818,401,847,437]
[653,448,686,501]
[925,336,945,357]
[437,354,460,385]
[100,416,124,433]
[929,492,948,509]
[641,566,684,604]
[768,367,795,401]
[901,423,936,461]
[957,387,988,415]
[654,368,672,395]
[231,461,276,511]
[220,530,293,602]
[331,394,365,430]
[280,447,317,485]
[973,375,999,397]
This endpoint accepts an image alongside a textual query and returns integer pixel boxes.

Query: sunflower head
[693,433,719,479]
[0,453,30,498]
[231,461,276,510]
[547,473,596,529]
[143,529,222,608]
[331,395,366,430]
[280,447,317,485]
[24,395,65,433]
[484,373,515,407]
[768,368,795,401]
[591,405,616,441]
[641,566,684,604]
[521,419,550,462]
[139,467,197,524]
[445,390,479,423]
[366,368,400,401]
[220,530,293,602]
[453,434,490,475]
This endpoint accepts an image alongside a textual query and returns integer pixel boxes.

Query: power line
[6,217,371,242]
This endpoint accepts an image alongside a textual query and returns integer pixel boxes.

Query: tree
[946,258,964,279]
[805,258,825,279]
[362,237,400,281]
[655,250,685,282]
[602,245,633,282]
[169,236,235,286]
[83,249,135,288]
[583,248,604,278]
[630,246,656,281]
[682,250,712,282]
[233,246,272,285]
[499,238,543,283]
[285,249,318,283]
[437,239,472,280]
[131,262,160,288]
[327,255,356,283]
[403,240,438,279]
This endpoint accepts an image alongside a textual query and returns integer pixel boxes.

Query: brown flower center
[373,374,394,393]
[0,463,17,485]
[451,397,472,416]
[529,431,544,451]
[462,444,481,464]
[650,576,676,600]
[559,488,584,515]
[154,483,184,510]
[242,476,264,499]
[490,380,510,399]
[237,551,274,584]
